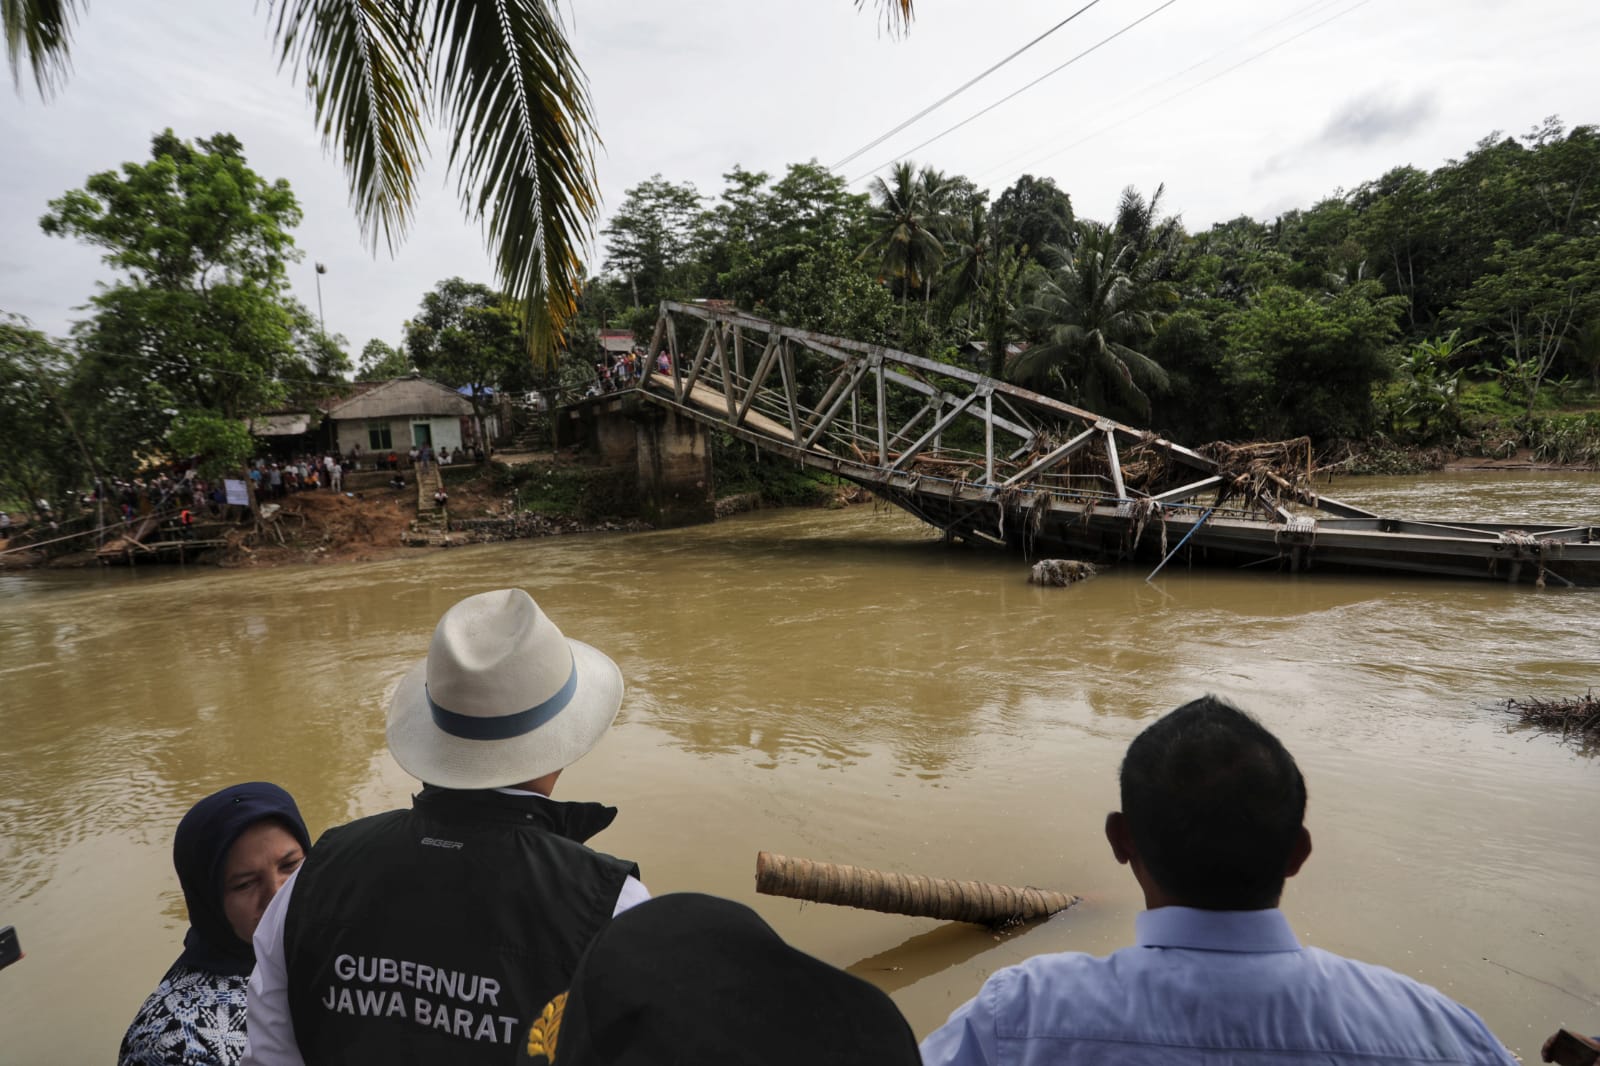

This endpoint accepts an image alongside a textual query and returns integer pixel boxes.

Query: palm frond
[857,0,915,35]
[431,0,599,362]
[269,0,428,253]
[4,0,84,95]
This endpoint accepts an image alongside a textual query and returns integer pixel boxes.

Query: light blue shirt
[919,907,1516,1066]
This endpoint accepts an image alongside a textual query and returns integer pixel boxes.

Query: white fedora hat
[387,589,624,789]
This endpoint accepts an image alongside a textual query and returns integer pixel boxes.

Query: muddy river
[1,471,1597,1062]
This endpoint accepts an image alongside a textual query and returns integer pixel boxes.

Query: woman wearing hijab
[118,782,311,1066]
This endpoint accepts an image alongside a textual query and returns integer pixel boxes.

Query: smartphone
[0,925,19,970]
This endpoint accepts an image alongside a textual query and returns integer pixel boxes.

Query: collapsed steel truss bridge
[616,301,1599,586]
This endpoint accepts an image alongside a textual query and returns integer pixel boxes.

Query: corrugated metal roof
[324,376,474,419]
[248,413,314,436]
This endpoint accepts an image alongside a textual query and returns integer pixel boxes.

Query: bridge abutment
[559,394,715,528]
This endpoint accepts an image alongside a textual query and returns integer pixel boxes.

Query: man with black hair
[920,695,1517,1066]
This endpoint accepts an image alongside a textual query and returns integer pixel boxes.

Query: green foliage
[358,338,411,379]
[1377,330,1478,442]
[167,411,254,480]
[601,175,705,308]
[1222,282,1406,441]
[710,433,836,506]
[405,277,534,435]
[991,174,1073,261]
[39,131,314,471]
[0,314,81,509]
[1012,224,1173,418]
[1453,233,1600,413]
[491,462,586,516]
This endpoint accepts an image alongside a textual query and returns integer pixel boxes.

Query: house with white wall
[323,374,480,462]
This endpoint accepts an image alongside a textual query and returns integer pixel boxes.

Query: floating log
[1029,558,1097,586]
[755,851,1078,928]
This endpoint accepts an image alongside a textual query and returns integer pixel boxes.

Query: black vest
[283,788,637,1065]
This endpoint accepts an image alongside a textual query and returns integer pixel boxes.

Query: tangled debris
[1199,437,1318,515]
[1504,691,1600,749]
[1029,558,1098,586]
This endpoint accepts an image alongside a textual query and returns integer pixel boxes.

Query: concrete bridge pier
[560,393,716,528]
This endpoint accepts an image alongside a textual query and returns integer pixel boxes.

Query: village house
[322,374,484,463]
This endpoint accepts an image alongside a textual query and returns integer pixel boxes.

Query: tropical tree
[991,174,1074,261]
[941,202,1027,378]
[6,0,916,362]
[358,339,412,379]
[41,131,314,464]
[1011,224,1172,416]
[862,161,947,330]
[1222,281,1406,441]
[601,175,705,309]
[404,277,533,444]
[0,314,84,512]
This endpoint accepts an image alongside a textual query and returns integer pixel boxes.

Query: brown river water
[2,471,1598,1063]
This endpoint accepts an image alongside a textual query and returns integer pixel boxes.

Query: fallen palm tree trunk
[755,851,1078,928]
[1505,690,1600,747]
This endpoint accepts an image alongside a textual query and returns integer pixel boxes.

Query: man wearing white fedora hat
[243,589,647,1066]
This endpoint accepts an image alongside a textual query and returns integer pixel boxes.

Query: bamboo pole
[755,851,1078,928]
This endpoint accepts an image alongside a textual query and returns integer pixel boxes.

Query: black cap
[518,893,920,1066]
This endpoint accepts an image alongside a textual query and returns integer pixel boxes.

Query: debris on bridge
[1029,559,1097,586]
[1505,691,1600,748]
[755,850,1078,929]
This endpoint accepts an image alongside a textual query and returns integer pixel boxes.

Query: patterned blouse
[118,961,250,1066]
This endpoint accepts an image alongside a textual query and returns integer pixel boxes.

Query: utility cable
[830,0,1105,172]
[966,0,1345,188]
[849,0,1183,185]
[980,0,1373,190]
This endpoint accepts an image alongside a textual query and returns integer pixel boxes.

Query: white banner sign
[224,479,251,506]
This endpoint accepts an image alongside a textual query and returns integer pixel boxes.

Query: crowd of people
[110,589,1592,1066]
[586,349,672,397]
[247,443,480,498]
[3,437,499,542]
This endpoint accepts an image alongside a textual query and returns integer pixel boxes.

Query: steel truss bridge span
[618,301,1599,586]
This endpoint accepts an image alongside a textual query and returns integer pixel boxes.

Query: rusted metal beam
[680,326,714,399]
[888,395,940,451]
[665,315,683,401]
[713,324,738,421]
[889,389,982,472]
[1001,427,1098,487]
[779,340,801,443]
[876,359,888,462]
[734,336,780,427]
[803,357,875,450]
[1151,475,1222,504]
[1103,425,1126,499]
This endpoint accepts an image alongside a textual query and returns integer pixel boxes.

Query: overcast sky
[3,0,1597,361]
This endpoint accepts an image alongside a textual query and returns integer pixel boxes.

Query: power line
[830,0,1105,172]
[849,0,1184,186]
[967,0,1345,188]
[981,0,1372,191]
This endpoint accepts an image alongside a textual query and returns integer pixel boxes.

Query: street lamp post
[314,262,327,335]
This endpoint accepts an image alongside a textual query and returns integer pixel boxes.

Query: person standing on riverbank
[920,696,1518,1066]
[243,589,645,1066]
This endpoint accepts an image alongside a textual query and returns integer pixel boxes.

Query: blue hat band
[426,654,578,741]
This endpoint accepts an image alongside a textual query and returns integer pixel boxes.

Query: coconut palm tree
[6,1,915,361]
[1011,223,1172,416]
[862,161,947,332]
[942,202,1027,378]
